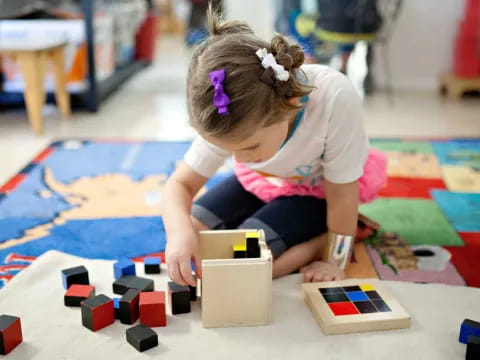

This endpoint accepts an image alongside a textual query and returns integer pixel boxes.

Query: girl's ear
[287,97,301,105]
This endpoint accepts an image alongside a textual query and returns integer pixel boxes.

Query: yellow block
[233,244,246,252]
[246,232,259,239]
[359,284,375,291]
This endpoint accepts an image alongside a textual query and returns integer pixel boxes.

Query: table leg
[17,51,46,135]
[49,47,71,119]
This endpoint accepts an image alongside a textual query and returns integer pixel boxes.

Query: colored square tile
[442,166,480,193]
[432,141,480,166]
[378,177,447,199]
[342,286,362,292]
[144,257,161,266]
[371,140,434,154]
[431,191,480,232]
[354,301,378,314]
[372,299,391,312]
[322,292,349,303]
[328,302,360,316]
[359,284,375,291]
[383,152,442,178]
[346,291,369,302]
[360,198,463,246]
[319,287,344,295]
[365,291,382,300]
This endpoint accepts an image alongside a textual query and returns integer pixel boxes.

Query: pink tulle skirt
[234,149,387,204]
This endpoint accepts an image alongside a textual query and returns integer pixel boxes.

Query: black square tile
[353,301,378,314]
[319,287,344,295]
[322,292,349,303]
[343,286,362,292]
[366,290,382,300]
[372,299,391,312]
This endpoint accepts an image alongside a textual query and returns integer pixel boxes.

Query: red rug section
[379,177,447,199]
[446,232,480,287]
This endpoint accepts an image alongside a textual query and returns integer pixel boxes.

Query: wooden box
[199,230,273,328]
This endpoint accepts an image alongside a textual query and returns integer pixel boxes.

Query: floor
[1,36,480,185]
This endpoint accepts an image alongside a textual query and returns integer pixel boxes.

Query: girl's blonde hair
[187,6,312,141]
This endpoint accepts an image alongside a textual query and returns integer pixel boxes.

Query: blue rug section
[0,217,166,262]
[431,190,480,232]
[0,140,198,288]
[432,140,480,167]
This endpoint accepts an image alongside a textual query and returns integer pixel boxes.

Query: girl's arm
[324,180,359,236]
[164,162,208,287]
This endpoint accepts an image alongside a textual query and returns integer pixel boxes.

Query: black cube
[168,282,191,315]
[126,324,158,352]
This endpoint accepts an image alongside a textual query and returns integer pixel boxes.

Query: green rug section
[360,198,463,246]
[370,140,434,154]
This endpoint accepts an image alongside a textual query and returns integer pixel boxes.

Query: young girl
[164,8,386,287]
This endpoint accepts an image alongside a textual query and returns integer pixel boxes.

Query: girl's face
[205,116,292,164]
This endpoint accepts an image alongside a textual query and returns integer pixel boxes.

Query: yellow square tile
[359,284,375,291]
[246,231,259,239]
[233,244,246,252]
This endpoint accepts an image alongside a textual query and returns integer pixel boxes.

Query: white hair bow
[256,48,290,82]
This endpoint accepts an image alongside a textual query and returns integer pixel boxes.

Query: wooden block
[302,279,411,335]
[81,294,115,332]
[246,232,260,258]
[233,244,246,259]
[144,257,161,274]
[64,284,95,307]
[113,275,154,295]
[119,289,141,325]
[0,315,22,355]
[200,229,273,328]
[139,291,166,327]
[460,319,480,344]
[126,324,158,352]
[189,275,198,301]
[61,265,89,289]
[168,282,191,315]
[113,298,121,320]
[114,258,136,279]
[467,335,480,360]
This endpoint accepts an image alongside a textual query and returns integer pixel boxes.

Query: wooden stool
[0,41,71,135]
[439,73,480,99]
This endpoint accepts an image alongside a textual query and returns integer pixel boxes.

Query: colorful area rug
[0,138,479,288]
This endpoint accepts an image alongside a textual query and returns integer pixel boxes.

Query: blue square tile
[144,257,161,265]
[346,291,369,302]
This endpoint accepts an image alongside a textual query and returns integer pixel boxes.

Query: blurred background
[0,0,479,183]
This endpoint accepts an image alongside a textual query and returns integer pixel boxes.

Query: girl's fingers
[180,258,197,287]
[168,260,187,286]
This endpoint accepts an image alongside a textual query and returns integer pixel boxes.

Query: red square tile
[66,284,95,298]
[328,302,360,316]
[140,291,166,327]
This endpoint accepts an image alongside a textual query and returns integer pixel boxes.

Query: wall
[223,0,276,40]
[373,0,465,91]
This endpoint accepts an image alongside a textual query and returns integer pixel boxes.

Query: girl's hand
[300,261,345,283]
[166,226,202,287]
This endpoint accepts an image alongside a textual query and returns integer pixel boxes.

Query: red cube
[81,294,115,332]
[0,315,22,355]
[65,284,95,307]
[139,292,166,327]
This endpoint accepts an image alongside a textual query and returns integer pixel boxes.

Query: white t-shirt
[184,65,369,185]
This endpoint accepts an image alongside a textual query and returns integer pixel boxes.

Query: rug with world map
[0,139,479,288]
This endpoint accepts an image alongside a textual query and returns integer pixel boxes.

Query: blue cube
[113,297,121,319]
[114,259,136,279]
[460,319,480,344]
[144,257,161,274]
[61,265,89,289]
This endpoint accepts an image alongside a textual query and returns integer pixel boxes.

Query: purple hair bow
[209,69,230,115]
